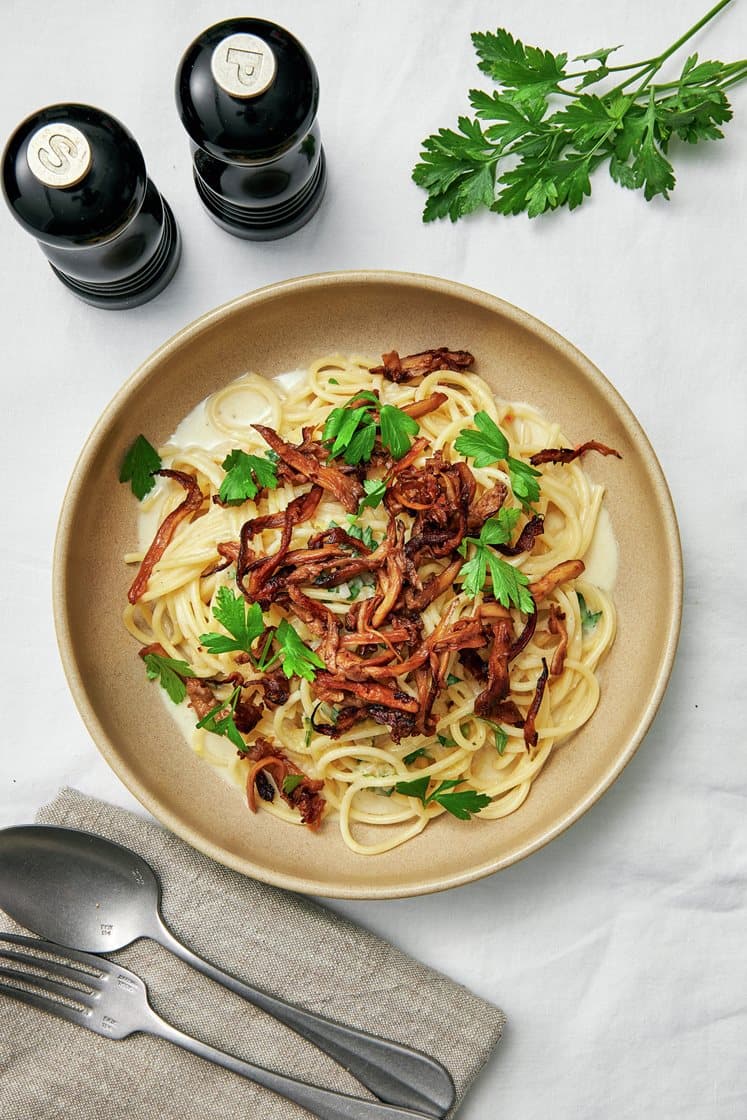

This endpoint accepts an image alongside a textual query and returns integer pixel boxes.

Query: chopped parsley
[403,746,430,765]
[446,674,462,687]
[200,589,324,682]
[479,718,509,754]
[578,592,602,633]
[379,405,420,459]
[282,774,305,794]
[437,734,458,748]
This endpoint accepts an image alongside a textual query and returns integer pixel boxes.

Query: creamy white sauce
[583,506,618,590]
[137,368,306,551]
[170,367,306,450]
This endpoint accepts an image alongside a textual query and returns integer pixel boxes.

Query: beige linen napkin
[0,788,504,1119]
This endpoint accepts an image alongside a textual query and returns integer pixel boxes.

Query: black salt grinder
[1,104,181,309]
[176,18,327,240]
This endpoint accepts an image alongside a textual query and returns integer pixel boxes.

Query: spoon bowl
[0,824,161,951]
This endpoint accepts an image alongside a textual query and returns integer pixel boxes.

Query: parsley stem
[608,0,736,99]
[654,0,735,67]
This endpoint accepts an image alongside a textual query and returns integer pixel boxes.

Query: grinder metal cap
[176,17,319,163]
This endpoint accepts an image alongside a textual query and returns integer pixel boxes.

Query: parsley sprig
[323,392,420,463]
[259,619,326,682]
[394,776,491,820]
[200,588,325,681]
[200,587,265,656]
[218,450,277,505]
[458,507,535,611]
[413,2,747,221]
[455,412,541,508]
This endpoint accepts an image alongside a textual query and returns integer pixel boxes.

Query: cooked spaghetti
[123,348,618,855]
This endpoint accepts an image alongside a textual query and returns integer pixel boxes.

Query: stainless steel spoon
[0,825,455,1118]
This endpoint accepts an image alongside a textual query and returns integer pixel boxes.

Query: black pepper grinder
[175,18,327,240]
[1,104,181,309]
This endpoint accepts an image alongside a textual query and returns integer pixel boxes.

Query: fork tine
[0,962,98,1009]
[0,932,106,983]
[0,974,91,1027]
[0,946,103,993]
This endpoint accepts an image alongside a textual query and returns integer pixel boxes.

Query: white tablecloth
[1,2,745,1117]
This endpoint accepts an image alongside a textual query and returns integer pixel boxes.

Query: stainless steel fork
[0,933,441,1120]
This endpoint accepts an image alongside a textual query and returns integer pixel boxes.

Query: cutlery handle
[152,1014,439,1120]
[155,921,454,1118]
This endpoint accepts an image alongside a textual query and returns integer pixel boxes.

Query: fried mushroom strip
[253,424,363,511]
[530,441,621,466]
[128,470,204,604]
[370,348,475,383]
[245,738,325,829]
[529,560,585,604]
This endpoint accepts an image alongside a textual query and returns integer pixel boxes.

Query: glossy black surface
[176,17,319,162]
[176,19,326,239]
[2,103,181,307]
[2,103,145,246]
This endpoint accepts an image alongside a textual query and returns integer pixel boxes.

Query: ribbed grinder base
[49,200,181,309]
[195,148,327,241]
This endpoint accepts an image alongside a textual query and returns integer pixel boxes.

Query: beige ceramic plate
[53,271,682,899]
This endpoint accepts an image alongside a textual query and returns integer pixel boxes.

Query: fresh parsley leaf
[143,652,196,705]
[414,13,746,222]
[485,551,534,613]
[479,507,523,546]
[274,619,326,682]
[577,592,602,633]
[200,587,265,656]
[435,787,492,820]
[120,435,161,500]
[218,450,277,505]
[358,477,387,513]
[282,774,305,794]
[394,776,430,801]
[328,377,339,385]
[379,405,420,459]
[455,413,541,507]
[393,776,490,819]
[196,686,246,753]
[480,718,508,754]
[458,515,534,611]
[507,456,542,508]
[323,402,377,465]
[454,411,508,466]
[575,44,622,66]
